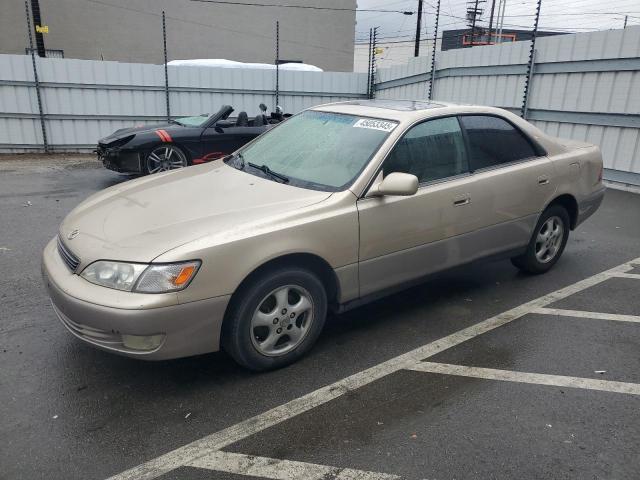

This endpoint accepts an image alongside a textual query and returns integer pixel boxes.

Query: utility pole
[487,0,497,44]
[469,0,480,47]
[414,0,423,57]
[29,0,46,57]
[497,0,507,42]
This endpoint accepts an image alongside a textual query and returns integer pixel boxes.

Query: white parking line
[407,362,640,396]
[607,272,640,280]
[107,256,640,480]
[533,307,640,323]
[187,451,400,480]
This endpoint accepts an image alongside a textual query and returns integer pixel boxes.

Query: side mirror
[214,126,224,134]
[367,172,418,197]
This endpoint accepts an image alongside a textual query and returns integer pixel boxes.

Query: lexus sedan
[43,100,605,370]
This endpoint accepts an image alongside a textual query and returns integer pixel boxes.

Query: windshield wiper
[167,119,183,126]
[247,162,289,183]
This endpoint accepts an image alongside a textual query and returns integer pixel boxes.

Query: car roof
[313,99,540,123]
[311,99,442,121]
[311,99,509,122]
[310,99,565,156]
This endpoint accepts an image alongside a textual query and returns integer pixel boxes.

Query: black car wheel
[145,144,189,174]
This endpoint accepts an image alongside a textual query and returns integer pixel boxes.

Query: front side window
[459,115,538,170]
[383,116,468,183]
[230,110,397,191]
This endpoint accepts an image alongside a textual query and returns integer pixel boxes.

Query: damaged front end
[96,135,142,173]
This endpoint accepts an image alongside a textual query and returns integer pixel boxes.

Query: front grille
[57,235,80,272]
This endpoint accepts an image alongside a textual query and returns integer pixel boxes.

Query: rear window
[459,115,538,170]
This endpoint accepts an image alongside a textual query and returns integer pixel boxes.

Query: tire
[144,144,189,175]
[222,267,328,371]
[511,205,570,274]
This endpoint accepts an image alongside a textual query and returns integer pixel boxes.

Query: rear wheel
[145,144,188,174]
[511,205,570,274]
[222,267,327,371]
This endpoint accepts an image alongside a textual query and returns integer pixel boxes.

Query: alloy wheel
[250,285,314,357]
[147,146,187,174]
[535,215,564,263]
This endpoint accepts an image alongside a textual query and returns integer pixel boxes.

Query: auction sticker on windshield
[353,118,397,132]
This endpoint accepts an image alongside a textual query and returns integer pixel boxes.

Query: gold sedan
[42,100,605,370]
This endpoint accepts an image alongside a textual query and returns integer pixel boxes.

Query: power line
[190,0,415,14]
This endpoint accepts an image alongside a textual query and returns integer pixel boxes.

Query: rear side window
[383,116,468,184]
[459,115,538,170]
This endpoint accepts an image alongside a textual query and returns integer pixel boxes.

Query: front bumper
[97,144,143,173]
[42,237,230,360]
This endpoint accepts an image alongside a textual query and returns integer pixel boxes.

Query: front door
[357,116,481,297]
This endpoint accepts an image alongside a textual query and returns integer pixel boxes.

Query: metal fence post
[366,28,373,98]
[521,0,542,118]
[275,21,280,109]
[369,27,378,99]
[162,11,171,122]
[428,0,441,100]
[25,0,49,153]
[522,49,536,119]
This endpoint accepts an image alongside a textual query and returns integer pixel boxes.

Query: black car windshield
[228,110,398,191]
[174,114,210,127]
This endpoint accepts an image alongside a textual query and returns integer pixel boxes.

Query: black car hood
[98,123,179,145]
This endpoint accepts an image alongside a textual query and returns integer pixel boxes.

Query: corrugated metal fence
[1,26,639,185]
[0,54,367,152]
[376,26,640,186]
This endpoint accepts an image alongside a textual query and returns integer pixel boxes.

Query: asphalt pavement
[1,156,639,480]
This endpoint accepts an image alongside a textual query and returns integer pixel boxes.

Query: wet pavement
[1,157,639,480]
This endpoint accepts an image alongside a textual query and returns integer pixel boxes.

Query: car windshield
[229,110,398,191]
[174,114,210,127]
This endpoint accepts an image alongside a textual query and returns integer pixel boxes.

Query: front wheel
[145,144,189,174]
[222,267,327,371]
[511,205,570,274]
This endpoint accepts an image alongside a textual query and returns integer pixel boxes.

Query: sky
[355,0,640,44]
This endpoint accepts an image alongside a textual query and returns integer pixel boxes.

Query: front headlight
[80,260,200,293]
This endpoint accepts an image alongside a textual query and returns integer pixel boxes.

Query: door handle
[453,195,470,206]
[538,175,550,185]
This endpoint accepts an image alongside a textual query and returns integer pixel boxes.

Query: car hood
[59,162,332,265]
[98,123,182,145]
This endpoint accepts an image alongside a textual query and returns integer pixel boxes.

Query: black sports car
[97,104,286,175]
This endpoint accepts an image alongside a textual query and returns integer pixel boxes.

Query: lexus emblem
[67,229,80,240]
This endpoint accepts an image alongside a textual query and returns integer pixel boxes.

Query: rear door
[457,114,555,251]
